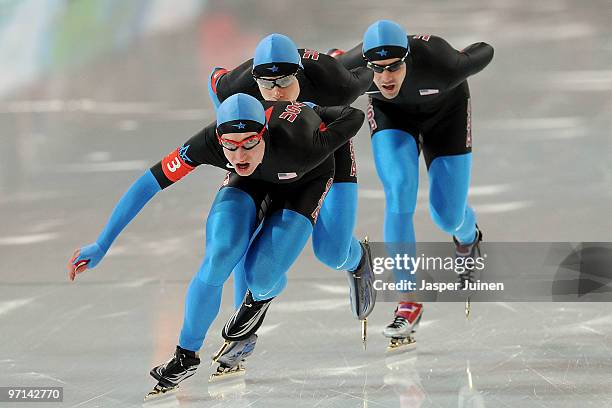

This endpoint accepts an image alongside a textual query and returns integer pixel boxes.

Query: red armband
[161,148,195,183]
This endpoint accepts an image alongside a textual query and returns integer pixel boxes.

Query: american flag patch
[278,172,298,180]
[419,89,439,96]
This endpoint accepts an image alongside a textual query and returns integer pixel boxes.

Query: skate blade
[211,341,231,366]
[361,318,367,350]
[144,383,179,401]
[386,337,416,353]
[209,365,246,382]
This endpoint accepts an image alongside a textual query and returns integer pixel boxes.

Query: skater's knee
[204,218,250,270]
[430,205,464,234]
[208,238,246,264]
[381,170,417,195]
[205,223,251,259]
[314,245,348,270]
[199,232,251,286]
[313,237,350,270]
[386,187,417,213]
[196,260,234,286]
[380,176,417,213]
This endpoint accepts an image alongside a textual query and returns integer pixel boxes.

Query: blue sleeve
[95,169,161,253]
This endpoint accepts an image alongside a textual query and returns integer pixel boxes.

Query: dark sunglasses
[252,73,297,89]
[216,126,265,151]
[365,52,409,73]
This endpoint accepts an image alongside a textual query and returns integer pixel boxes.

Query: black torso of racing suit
[338,35,494,165]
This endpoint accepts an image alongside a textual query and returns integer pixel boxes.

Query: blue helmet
[362,20,409,61]
[216,93,266,134]
[252,33,303,77]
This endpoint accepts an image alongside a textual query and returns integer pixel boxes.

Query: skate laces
[389,315,408,328]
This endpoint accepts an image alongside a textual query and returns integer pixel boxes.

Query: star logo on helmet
[267,65,280,73]
[376,49,388,57]
[232,122,246,129]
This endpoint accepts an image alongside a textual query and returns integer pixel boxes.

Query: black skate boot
[453,226,483,318]
[222,290,273,341]
[454,226,483,287]
[145,346,200,400]
[210,291,272,380]
[346,237,377,320]
[346,237,377,349]
[209,334,258,382]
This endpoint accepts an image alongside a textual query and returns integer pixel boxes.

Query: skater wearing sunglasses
[335,20,493,350]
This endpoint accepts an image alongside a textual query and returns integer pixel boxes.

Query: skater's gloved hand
[67,243,105,281]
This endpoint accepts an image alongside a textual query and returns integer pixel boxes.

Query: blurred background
[1,0,611,407]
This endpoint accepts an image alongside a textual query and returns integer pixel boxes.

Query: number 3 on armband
[166,157,181,173]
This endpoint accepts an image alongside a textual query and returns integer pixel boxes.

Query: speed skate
[210,334,258,382]
[384,302,423,352]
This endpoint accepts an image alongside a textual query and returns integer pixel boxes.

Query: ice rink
[1,0,611,407]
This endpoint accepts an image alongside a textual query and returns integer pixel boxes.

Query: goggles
[253,72,297,89]
[216,126,265,151]
[365,52,409,73]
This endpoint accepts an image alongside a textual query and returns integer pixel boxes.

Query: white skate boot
[384,302,423,352]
